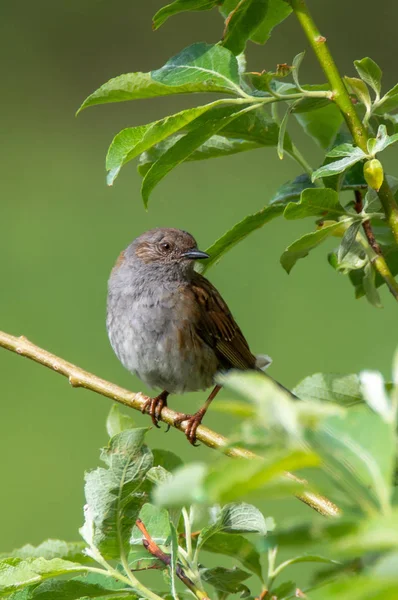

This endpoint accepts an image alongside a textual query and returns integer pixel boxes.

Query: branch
[290,0,398,245]
[136,519,210,600]
[0,329,340,518]
[354,190,398,300]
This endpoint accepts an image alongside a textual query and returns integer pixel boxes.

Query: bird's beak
[182,248,209,260]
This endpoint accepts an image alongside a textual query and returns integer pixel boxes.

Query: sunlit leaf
[354,57,382,97]
[221,0,270,55]
[284,188,347,220]
[153,0,219,30]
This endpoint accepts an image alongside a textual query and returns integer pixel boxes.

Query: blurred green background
[1,0,398,552]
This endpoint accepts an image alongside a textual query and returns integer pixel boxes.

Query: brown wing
[189,273,256,370]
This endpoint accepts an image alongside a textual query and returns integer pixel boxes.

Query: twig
[0,329,340,518]
[136,519,210,600]
[289,0,398,245]
[354,190,398,300]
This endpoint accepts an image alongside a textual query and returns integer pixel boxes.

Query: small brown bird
[106,228,283,444]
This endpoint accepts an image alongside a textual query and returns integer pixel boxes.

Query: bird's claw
[174,410,204,446]
[142,393,168,429]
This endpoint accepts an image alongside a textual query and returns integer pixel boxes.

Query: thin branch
[354,190,398,300]
[136,519,210,600]
[0,329,340,518]
[289,0,398,245]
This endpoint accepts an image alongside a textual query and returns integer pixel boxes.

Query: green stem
[290,0,398,244]
[182,507,193,560]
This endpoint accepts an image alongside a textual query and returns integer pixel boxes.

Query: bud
[363,159,384,191]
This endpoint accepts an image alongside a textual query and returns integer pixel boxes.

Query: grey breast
[106,264,217,394]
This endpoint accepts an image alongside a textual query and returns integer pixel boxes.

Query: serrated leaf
[106,102,219,184]
[141,103,259,205]
[337,221,362,262]
[0,541,87,564]
[196,204,284,274]
[106,405,135,438]
[130,504,171,546]
[312,148,366,181]
[284,188,347,220]
[0,558,85,596]
[354,57,382,97]
[81,428,153,559]
[128,547,164,571]
[202,532,263,579]
[221,0,270,55]
[293,373,363,406]
[269,174,315,205]
[200,566,250,596]
[17,577,136,600]
[280,221,349,273]
[153,0,219,29]
[151,42,241,94]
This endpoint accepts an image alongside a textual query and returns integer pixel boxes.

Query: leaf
[312,148,366,181]
[269,174,315,205]
[81,428,153,559]
[306,405,395,514]
[152,0,219,29]
[78,43,242,113]
[152,449,183,473]
[363,261,382,308]
[0,558,85,596]
[311,576,398,600]
[106,405,135,438]
[375,82,398,113]
[200,566,251,596]
[344,76,372,113]
[153,463,207,507]
[360,370,392,422]
[336,510,398,556]
[141,103,259,205]
[197,204,284,274]
[337,221,362,262]
[349,244,398,298]
[293,373,363,406]
[106,102,219,185]
[201,533,263,579]
[249,0,292,44]
[292,51,305,91]
[354,57,382,97]
[130,504,171,545]
[280,221,348,273]
[0,541,87,564]
[368,124,398,155]
[128,547,164,571]
[151,43,241,94]
[221,0,270,56]
[277,101,297,159]
[16,578,136,600]
[294,100,344,149]
[283,188,347,220]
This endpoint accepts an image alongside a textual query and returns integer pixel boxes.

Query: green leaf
[106,102,219,184]
[0,541,87,564]
[375,82,398,113]
[0,558,85,596]
[360,371,392,422]
[269,174,315,205]
[292,51,305,91]
[293,373,363,406]
[200,566,250,596]
[294,100,344,149]
[130,503,171,545]
[221,0,270,55]
[16,578,136,600]
[153,463,207,507]
[249,0,292,44]
[152,449,183,473]
[128,547,164,571]
[368,124,398,155]
[81,428,153,559]
[363,261,382,308]
[280,221,348,273]
[337,221,362,262]
[311,576,398,600]
[284,188,347,220]
[306,405,395,514]
[354,57,382,97]
[197,204,284,274]
[277,101,297,159]
[344,76,372,113]
[168,523,179,600]
[78,43,242,113]
[106,405,135,438]
[153,0,219,29]
[336,510,398,556]
[312,148,366,181]
[141,103,259,205]
[151,43,241,94]
[349,244,398,298]
[201,533,263,579]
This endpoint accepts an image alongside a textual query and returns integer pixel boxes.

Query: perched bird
[107,228,286,444]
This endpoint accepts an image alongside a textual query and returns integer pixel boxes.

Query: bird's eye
[160,242,171,252]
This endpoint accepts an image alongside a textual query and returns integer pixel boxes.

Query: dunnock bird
[107,228,288,444]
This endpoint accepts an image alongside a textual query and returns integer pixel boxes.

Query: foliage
[77,1,398,306]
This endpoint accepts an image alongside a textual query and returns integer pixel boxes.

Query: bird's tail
[255,353,298,400]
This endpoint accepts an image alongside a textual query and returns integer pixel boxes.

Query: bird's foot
[142,391,169,428]
[174,409,206,446]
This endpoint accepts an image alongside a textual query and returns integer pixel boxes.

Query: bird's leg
[142,390,169,428]
[174,385,222,446]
